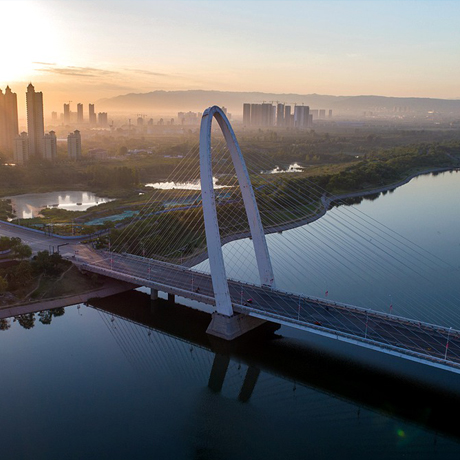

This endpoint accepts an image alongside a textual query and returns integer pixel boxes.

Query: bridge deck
[80,251,460,374]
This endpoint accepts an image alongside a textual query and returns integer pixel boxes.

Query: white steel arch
[199,105,275,317]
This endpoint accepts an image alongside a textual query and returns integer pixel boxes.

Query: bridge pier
[168,293,175,303]
[208,353,230,393]
[206,312,266,341]
[238,366,260,403]
[150,288,158,301]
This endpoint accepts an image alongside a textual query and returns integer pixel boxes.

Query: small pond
[7,191,114,219]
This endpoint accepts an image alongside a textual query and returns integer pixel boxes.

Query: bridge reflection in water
[86,289,460,443]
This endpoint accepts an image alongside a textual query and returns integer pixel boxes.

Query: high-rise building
[284,105,292,127]
[0,86,19,154]
[319,109,326,119]
[89,104,96,125]
[294,105,310,129]
[77,103,83,123]
[67,130,81,160]
[276,103,285,127]
[98,112,108,126]
[26,83,45,158]
[43,131,57,161]
[261,103,273,126]
[14,132,29,165]
[51,111,58,122]
[243,103,251,126]
[250,104,262,126]
[63,103,70,124]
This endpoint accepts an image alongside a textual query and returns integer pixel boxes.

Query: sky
[1,0,459,115]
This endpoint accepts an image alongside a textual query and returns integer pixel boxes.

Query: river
[0,171,460,459]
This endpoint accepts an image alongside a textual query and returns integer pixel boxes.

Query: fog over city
[1,0,459,119]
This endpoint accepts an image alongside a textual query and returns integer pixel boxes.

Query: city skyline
[1,0,460,117]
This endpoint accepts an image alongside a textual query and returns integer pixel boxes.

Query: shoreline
[0,278,138,320]
[0,166,456,315]
[183,166,457,267]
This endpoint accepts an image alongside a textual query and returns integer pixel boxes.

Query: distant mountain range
[97,90,460,116]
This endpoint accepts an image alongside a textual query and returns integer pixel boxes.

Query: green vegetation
[0,159,140,197]
[0,199,14,221]
[0,236,32,259]
[2,126,460,256]
[0,308,65,331]
[107,140,460,261]
[0,241,103,305]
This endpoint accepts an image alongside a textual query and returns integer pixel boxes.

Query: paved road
[79,250,460,372]
[0,222,84,258]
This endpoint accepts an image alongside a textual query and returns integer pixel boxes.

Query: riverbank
[0,276,138,319]
[183,166,457,267]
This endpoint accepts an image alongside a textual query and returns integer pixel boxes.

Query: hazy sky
[1,0,459,114]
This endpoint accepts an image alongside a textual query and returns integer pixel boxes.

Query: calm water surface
[8,191,113,219]
[1,171,460,459]
[197,170,460,328]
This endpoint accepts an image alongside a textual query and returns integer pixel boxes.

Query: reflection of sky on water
[8,191,113,218]
[261,163,304,174]
[195,171,460,328]
[0,303,457,459]
[146,177,230,190]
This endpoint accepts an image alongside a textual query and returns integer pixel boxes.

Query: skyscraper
[89,104,96,124]
[63,103,70,124]
[294,105,310,129]
[26,83,44,158]
[14,132,29,165]
[243,103,251,126]
[98,112,108,126]
[77,103,83,123]
[284,105,292,127]
[0,86,19,154]
[67,130,81,160]
[43,131,57,161]
[276,103,285,127]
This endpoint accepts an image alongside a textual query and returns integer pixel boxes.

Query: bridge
[74,106,460,375]
[1,105,459,375]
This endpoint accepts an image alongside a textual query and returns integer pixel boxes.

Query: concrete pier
[206,312,266,341]
[208,353,230,393]
[239,366,261,402]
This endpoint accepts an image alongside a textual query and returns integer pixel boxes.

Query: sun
[0,1,61,83]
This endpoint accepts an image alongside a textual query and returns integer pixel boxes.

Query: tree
[0,276,8,293]
[32,251,67,276]
[16,313,35,330]
[12,243,32,259]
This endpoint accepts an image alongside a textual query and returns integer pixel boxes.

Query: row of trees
[0,162,140,193]
[106,140,460,262]
[0,308,65,331]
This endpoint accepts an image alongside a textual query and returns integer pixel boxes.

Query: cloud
[124,68,175,78]
[32,61,56,66]
[35,64,119,78]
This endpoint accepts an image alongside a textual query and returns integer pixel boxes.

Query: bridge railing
[82,251,460,371]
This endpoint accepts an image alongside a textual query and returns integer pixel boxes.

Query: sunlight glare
[1,1,60,82]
